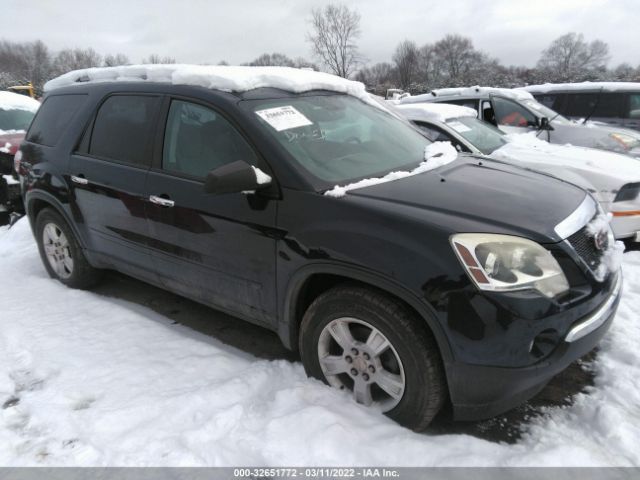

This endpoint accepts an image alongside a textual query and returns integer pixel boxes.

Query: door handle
[149,195,175,207]
[71,175,89,185]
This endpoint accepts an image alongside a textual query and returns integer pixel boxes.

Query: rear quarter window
[26,94,87,146]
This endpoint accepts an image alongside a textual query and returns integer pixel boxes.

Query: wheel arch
[26,191,87,249]
[279,263,454,365]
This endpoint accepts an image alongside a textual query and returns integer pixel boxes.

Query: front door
[144,98,278,324]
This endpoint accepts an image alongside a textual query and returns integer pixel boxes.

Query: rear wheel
[299,285,446,431]
[35,208,102,289]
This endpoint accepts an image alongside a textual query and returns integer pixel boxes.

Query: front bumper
[448,272,622,421]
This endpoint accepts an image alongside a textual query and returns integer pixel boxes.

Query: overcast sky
[4,0,639,69]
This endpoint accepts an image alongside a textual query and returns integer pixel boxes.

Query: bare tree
[392,40,419,89]
[307,3,362,78]
[537,33,610,81]
[0,40,51,93]
[103,53,130,67]
[247,53,295,67]
[143,54,176,64]
[433,34,481,86]
[52,48,102,76]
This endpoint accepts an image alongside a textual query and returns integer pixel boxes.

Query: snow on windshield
[324,142,458,198]
[0,91,40,113]
[394,103,477,123]
[43,65,387,112]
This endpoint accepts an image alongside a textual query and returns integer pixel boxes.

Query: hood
[549,122,640,158]
[347,156,586,243]
[491,134,640,204]
[0,131,26,156]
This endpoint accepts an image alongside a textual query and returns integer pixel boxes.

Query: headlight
[614,183,640,203]
[609,132,640,151]
[451,233,570,298]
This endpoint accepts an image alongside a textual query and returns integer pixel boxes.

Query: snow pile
[1,219,640,466]
[394,103,477,123]
[0,142,11,154]
[521,82,640,94]
[0,92,40,112]
[43,65,385,111]
[324,142,458,198]
[585,213,625,281]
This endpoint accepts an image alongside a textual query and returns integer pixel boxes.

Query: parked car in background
[394,102,640,243]
[17,65,623,431]
[398,87,640,160]
[0,91,40,225]
[521,82,640,132]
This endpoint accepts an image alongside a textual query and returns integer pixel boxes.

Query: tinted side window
[413,121,451,142]
[492,97,537,127]
[535,94,556,108]
[89,95,160,166]
[26,94,87,146]
[162,100,257,178]
[565,93,624,118]
[627,94,640,119]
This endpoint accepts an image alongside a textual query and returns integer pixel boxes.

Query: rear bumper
[611,213,640,240]
[449,272,622,421]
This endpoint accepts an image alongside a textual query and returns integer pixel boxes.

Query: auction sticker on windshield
[448,121,472,133]
[255,106,313,131]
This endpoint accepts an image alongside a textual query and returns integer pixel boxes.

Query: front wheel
[299,285,446,431]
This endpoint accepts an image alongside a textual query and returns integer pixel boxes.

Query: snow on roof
[521,82,640,94]
[43,64,383,109]
[394,103,477,123]
[0,91,40,112]
[398,86,534,104]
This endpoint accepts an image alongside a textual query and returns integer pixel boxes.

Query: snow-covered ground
[1,218,639,466]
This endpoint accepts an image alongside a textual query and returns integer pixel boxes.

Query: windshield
[0,108,35,132]
[244,94,432,189]
[445,116,507,155]
[520,99,570,125]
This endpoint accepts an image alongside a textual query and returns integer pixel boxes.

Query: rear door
[144,97,278,324]
[69,93,162,280]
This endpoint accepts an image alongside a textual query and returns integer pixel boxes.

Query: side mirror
[203,160,272,195]
[538,117,553,131]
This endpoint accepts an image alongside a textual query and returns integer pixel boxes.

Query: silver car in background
[398,87,640,159]
[393,102,640,242]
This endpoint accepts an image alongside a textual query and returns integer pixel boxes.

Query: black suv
[18,67,622,431]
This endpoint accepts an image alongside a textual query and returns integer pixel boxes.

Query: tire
[35,207,102,289]
[299,284,446,431]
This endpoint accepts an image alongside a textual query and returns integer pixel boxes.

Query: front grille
[567,226,606,271]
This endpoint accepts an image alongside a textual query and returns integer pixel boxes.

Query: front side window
[162,100,258,178]
[492,97,537,127]
[89,95,160,166]
[244,95,432,189]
